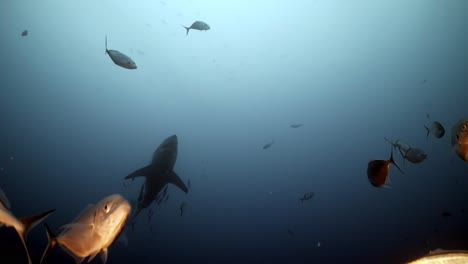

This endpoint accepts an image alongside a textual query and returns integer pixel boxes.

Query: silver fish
[105,35,137,70]
[181,21,210,36]
[263,140,275,150]
[451,118,468,161]
[40,194,131,264]
[385,138,427,164]
[300,192,314,203]
[425,113,445,139]
[0,186,55,264]
[407,248,468,263]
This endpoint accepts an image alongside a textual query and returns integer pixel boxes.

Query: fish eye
[462,125,467,131]
[104,204,110,213]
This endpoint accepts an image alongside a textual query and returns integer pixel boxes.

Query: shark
[124,135,188,221]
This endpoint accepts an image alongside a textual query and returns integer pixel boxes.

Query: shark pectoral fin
[125,165,153,180]
[168,171,189,193]
[100,248,109,264]
[117,231,129,246]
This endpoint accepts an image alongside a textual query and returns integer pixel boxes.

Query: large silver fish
[105,35,137,70]
[0,186,55,264]
[451,118,468,161]
[385,138,427,164]
[407,248,468,263]
[40,194,131,264]
[181,21,210,36]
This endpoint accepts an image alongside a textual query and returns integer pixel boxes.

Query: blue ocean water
[0,0,467,263]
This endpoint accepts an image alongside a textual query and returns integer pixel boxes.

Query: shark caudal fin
[124,165,153,181]
[168,171,189,193]
[18,209,56,264]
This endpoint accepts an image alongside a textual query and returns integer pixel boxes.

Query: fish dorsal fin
[100,248,109,264]
[0,186,11,209]
[167,171,189,193]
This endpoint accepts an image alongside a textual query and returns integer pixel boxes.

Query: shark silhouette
[125,135,188,221]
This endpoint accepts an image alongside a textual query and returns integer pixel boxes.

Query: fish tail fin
[384,137,396,149]
[424,125,431,139]
[389,148,405,175]
[18,209,55,264]
[181,25,190,36]
[40,223,58,264]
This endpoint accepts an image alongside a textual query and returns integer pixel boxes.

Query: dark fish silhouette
[367,147,404,188]
[263,140,275,150]
[21,30,28,37]
[290,124,303,128]
[181,21,210,36]
[300,192,314,203]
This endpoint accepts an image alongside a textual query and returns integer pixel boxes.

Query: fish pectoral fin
[168,171,189,193]
[40,223,58,264]
[100,249,109,264]
[87,251,99,263]
[124,165,153,180]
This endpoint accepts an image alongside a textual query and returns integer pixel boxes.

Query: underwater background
[0,0,467,263]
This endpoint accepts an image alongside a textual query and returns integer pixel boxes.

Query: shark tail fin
[40,223,58,264]
[18,209,55,264]
[168,171,189,193]
[181,25,190,36]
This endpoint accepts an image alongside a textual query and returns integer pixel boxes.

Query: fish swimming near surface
[367,147,405,188]
[300,192,314,203]
[21,30,28,37]
[0,187,55,264]
[105,35,137,70]
[451,118,468,162]
[40,194,131,264]
[181,21,210,36]
[124,135,189,221]
[263,140,275,150]
[407,248,468,264]
[290,124,303,128]
[385,138,427,164]
[424,113,445,139]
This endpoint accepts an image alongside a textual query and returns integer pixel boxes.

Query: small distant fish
[0,187,55,264]
[21,30,28,37]
[367,147,404,188]
[181,21,210,36]
[385,138,427,164]
[425,113,445,139]
[407,249,468,263]
[290,124,303,128]
[105,35,137,70]
[287,229,294,236]
[263,140,275,150]
[179,202,187,216]
[451,118,468,162]
[299,192,314,203]
[40,194,131,264]
[442,212,452,217]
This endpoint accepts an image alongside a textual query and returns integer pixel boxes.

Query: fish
[385,138,427,164]
[451,118,468,161]
[0,187,55,264]
[299,192,314,203]
[263,140,275,150]
[179,202,187,216]
[290,124,303,128]
[105,35,137,70]
[40,194,131,264]
[367,147,404,188]
[425,113,445,139]
[124,135,188,221]
[181,21,210,36]
[21,30,28,37]
[407,249,468,264]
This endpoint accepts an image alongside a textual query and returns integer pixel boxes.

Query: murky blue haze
[0,0,467,263]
